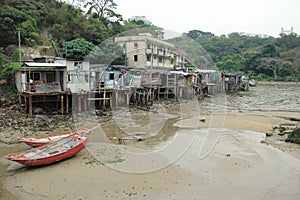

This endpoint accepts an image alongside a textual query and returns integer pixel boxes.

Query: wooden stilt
[19,94,22,105]
[109,92,112,108]
[78,94,81,113]
[88,92,91,110]
[24,95,27,113]
[144,89,146,105]
[66,94,69,113]
[61,95,64,114]
[56,95,59,111]
[29,95,32,117]
[115,90,118,108]
[103,90,106,108]
[126,91,129,106]
[83,94,87,112]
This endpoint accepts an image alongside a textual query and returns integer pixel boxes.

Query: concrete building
[174,49,188,70]
[115,33,176,69]
[56,59,90,93]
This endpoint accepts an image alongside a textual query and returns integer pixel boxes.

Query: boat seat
[64,141,78,148]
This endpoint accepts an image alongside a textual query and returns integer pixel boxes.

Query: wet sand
[1,110,300,199]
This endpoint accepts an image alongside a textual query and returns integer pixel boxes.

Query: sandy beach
[1,108,300,200]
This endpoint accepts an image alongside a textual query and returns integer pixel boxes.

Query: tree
[64,38,98,60]
[217,54,245,73]
[0,6,39,47]
[46,3,86,43]
[0,62,21,93]
[84,17,110,44]
[186,30,215,40]
[277,33,300,50]
[63,37,123,64]
[0,48,9,67]
[88,38,123,64]
[82,0,122,27]
[243,50,261,75]
[261,44,279,58]
[258,57,289,79]
[121,22,165,41]
[278,61,295,79]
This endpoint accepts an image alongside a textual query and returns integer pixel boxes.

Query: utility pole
[18,30,22,64]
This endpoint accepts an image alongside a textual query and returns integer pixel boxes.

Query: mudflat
[1,109,300,200]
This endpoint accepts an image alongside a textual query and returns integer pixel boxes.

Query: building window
[147,43,151,49]
[134,55,138,62]
[46,72,55,83]
[74,61,82,69]
[147,54,151,62]
[158,57,163,63]
[134,43,138,49]
[27,72,41,82]
[109,73,114,80]
[123,44,126,54]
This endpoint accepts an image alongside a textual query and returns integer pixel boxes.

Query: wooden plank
[87,98,110,101]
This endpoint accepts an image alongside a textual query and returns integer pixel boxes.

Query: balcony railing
[26,82,62,93]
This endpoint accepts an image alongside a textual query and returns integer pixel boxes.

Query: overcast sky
[114,0,299,38]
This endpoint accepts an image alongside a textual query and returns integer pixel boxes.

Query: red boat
[18,128,91,147]
[3,133,88,166]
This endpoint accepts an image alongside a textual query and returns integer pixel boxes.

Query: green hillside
[1,0,300,82]
[169,30,300,81]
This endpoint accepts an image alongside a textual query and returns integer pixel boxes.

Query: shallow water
[227,85,300,112]
[200,85,300,113]
[86,85,300,156]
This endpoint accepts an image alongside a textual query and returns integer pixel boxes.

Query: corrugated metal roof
[195,69,217,73]
[24,62,66,67]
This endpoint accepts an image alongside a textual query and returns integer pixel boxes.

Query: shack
[223,72,249,92]
[16,62,68,116]
[87,65,129,110]
[197,69,225,95]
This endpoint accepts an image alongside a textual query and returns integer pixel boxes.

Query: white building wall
[56,59,90,93]
[115,35,175,69]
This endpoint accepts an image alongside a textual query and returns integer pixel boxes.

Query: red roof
[175,49,188,56]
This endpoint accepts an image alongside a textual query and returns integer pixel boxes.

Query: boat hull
[22,137,69,148]
[3,135,88,166]
[8,142,86,166]
[19,128,90,147]
[249,81,257,87]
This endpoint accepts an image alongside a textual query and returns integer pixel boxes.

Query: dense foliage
[170,30,300,81]
[0,0,121,51]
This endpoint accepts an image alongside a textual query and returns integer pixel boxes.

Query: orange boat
[18,128,91,147]
[3,133,88,166]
